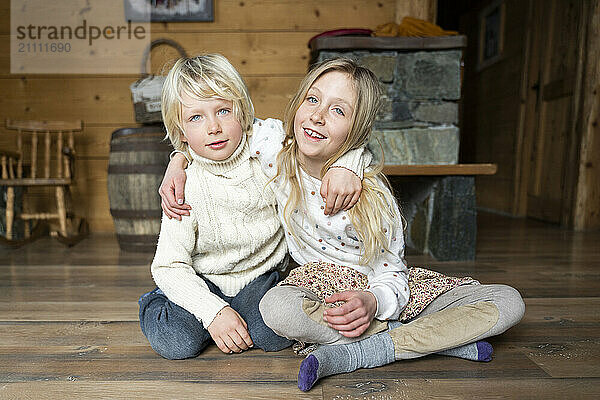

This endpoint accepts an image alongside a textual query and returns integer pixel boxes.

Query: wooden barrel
[107,126,172,252]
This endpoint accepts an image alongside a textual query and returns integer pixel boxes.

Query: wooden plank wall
[461,0,599,229]
[0,0,435,232]
[574,0,600,230]
[460,0,530,214]
[519,0,584,226]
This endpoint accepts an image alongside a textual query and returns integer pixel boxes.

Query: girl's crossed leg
[292,283,525,391]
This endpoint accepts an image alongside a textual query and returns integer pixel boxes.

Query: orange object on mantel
[375,17,458,37]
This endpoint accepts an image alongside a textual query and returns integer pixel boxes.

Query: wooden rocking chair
[0,119,88,246]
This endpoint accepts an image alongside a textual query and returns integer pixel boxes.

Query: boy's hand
[320,167,362,215]
[207,306,254,354]
[322,291,377,338]
[159,153,191,220]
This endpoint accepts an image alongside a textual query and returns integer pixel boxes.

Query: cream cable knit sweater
[151,134,288,327]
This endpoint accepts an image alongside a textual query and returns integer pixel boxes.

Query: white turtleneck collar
[187,133,249,176]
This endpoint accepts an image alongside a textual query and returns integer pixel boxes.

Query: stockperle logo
[11,0,151,74]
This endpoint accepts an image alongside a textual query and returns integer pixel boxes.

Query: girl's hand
[159,153,191,220]
[320,167,362,215]
[207,306,254,354]
[322,290,377,337]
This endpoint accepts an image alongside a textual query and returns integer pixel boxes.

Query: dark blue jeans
[138,269,293,359]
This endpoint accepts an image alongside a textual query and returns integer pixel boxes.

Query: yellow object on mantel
[375,17,458,37]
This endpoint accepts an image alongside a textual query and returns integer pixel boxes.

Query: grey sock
[437,341,493,362]
[298,322,495,391]
[298,331,396,391]
[388,320,403,330]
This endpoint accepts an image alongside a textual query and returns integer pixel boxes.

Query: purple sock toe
[298,354,319,392]
[477,341,493,362]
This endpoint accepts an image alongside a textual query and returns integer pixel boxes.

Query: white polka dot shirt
[250,118,410,320]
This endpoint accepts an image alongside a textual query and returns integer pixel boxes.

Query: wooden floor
[1,212,599,399]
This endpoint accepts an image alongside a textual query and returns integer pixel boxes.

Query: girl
[161,58,525,391]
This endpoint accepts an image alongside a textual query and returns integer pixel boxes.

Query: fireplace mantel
[309,35,467,55]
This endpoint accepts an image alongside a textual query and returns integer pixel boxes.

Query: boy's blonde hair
[275,58,399,265]
[161,54,254,151]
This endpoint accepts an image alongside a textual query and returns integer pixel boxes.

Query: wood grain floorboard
[0,302,139,321]
[0,381,322,400]
[0,212,598,399]
[524,339,600,378]
[321,378,600,399]
[0,344,547,382]
[0,287,151,302]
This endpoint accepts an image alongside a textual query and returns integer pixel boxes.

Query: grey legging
[259,283,525,355]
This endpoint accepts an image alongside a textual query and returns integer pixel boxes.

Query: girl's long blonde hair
[274,58,399,265]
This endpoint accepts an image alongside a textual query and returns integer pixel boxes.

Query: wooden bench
[383,163,497,261]
[383,163,497,176]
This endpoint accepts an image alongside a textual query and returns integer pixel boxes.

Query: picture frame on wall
[125,0,214,22]
[477,0,505,70]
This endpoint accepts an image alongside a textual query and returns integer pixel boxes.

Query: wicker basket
[130,39,188,124]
